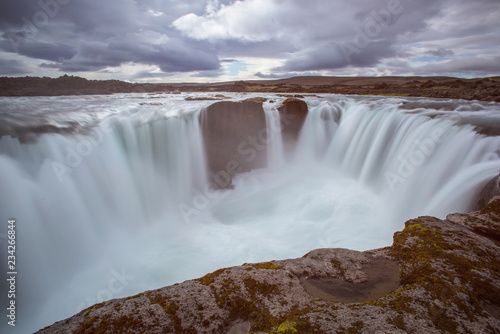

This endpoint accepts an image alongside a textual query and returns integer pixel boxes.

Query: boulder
[277,98,308,148]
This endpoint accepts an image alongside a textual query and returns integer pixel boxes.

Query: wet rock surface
[199,97,311,188]
[300,256,400,303]
[200,98,268,187]
[38,197,500,334]
[277,98,308,143]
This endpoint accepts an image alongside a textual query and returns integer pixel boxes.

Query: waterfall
[0,93,499,334]
[0,97,211,334]
[295,100,341,162]
[263,101,285,170]
[295,96,500,222]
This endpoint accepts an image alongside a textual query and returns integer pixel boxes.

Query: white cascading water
[0,93,499,333]
[263,101,285,171]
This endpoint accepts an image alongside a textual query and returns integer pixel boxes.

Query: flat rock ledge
[38,197,500,334]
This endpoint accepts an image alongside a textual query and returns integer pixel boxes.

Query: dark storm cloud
[269,0,441,72]
[0,1,41,29]
[0,59,28,75]
[428,48,454,58]
[173,0,445,73]
[15,42,76,62]
[0,0,220,74]
[37,36,220,73]
[276,40,396,72]
[0,0,499,79]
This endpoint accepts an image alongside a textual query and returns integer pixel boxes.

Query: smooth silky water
[0,93,499,333]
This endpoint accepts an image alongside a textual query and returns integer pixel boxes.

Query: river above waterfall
[1,93,499,333]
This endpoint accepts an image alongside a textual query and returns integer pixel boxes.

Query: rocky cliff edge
[38,197,500,334]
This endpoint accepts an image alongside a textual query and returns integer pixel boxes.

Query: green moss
[109,315,144,332]
[76,306,93,318]
[331,259,345,276]
[428,305,458,333]
[147,293,197,333]
[269,305,325,334]
[225,295,278,331]
[480,197,500,216]
[125,292,142,300]
[93,302,105,309]
[346,320,364,334]
[196,268,226,286]
[251,261,282,270]
[208,276,279,331]
[276,320,298,333]
[74,316,98,334]
[388,216,500,330]
[148,293,172,309]
[243,277,279,298]
[391,219,445,286]
[387,316,405,330]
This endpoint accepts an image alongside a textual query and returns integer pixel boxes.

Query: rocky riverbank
[1,75,500,102]
[38,196,500,334]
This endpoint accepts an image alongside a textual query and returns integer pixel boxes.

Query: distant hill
[1,75,500,102]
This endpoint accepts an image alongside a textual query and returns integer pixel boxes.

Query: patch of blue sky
[227,61,248,76]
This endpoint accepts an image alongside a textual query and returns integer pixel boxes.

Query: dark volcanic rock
[200,97,309,188]
[473,173,500,211]
[200,99,268,188]
[38,198,500,334]
[277,98,308,144]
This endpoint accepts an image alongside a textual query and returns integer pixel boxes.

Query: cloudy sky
[0,0,499,83]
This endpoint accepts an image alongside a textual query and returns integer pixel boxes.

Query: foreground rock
[38,197,500,333]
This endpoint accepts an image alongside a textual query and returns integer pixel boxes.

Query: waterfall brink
[0,99,211,334]
[263,101,285,170]
[295,100,341,162]
[295,96,500,221]
[0,93,499,334]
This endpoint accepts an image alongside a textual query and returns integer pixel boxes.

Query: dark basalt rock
[474,173,500,211]
[277,98,308,143]
[200,98,310,189]
[38,197,500,334]
[200,99,268,188]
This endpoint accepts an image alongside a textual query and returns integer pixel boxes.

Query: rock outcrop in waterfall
[201,98,268,187]
[200,97,309,188]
